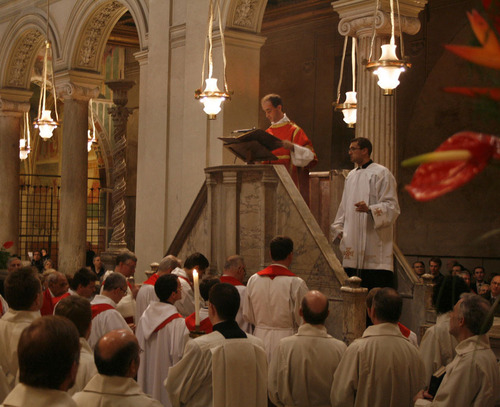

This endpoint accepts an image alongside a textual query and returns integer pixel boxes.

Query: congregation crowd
[0,236,499,407]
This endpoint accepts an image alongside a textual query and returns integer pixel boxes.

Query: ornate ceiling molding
[226,0,268,33]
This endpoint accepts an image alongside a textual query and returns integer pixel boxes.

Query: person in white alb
[136,274,188,407]
[165,283,267,407]
[135,255,181,321]
[171,252,209,317]
[414,294,500,406]
[331,137,400,290]
[1,316,80,407]
[88,273,131,349]
[0,267,42,402]
[54,295,97,396]
[243,236,309,362]
[269,290,346,406]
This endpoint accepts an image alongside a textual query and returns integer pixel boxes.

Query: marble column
[0,88,31,256]
[56,71,100,275]
[101,80,135,270]
[332,0,426,174]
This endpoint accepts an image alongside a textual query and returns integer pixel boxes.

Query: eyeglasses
[348,147,361,152]
[119,287,128,294]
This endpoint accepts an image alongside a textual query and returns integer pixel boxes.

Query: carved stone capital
[55,70,102,102]
[0,88,31,114]
[57,82,100,101]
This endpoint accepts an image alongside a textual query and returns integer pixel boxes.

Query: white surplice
[101,270,136,323]
[67,338,97,396]
[171,268,195,317]
[136,302,188,407]
[135,283,158,322]
[331,162,400,271]
[88,295,131,349]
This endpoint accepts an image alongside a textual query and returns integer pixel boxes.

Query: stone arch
[0,11,62,89]
[223,0,268,33]
[65,0,148,73]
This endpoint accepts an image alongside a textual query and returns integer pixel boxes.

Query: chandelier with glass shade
[19,112,31,160]
[87,99,96,152]
[194,0,230,119]
[366,0,410,95]
[34,0,59,139]
[334,35,358,128]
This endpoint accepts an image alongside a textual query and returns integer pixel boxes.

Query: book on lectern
[218,128,282,163]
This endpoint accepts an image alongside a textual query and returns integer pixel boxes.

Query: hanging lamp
[20,112,31,160]
[334,36,358,128]
[87,99,96,152]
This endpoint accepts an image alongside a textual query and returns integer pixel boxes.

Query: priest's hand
[354,201,370,213]
[281,140,295,151]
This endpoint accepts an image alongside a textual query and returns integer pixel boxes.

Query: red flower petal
[2,241,13,249]
[405,132,500,201]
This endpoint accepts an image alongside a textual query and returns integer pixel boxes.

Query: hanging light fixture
[34,0,59,139]
[366,0,410,95]
[87,99,96,152]
[334,36,358,128]
[20,112,31,160]
[194,0,230,119]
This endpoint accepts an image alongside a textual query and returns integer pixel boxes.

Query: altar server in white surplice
[166,283,267,407]
[331,137,400,290]
[135,255,181,321]
[136,274,188,407]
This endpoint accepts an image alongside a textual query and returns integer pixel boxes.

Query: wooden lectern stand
[218,129,282,163]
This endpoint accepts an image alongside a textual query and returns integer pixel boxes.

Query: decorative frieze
[7,30,43,88]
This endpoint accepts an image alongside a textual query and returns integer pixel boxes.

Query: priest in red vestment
[261,93,317,204]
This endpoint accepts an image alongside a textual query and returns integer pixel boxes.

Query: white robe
[135,283,158,322]
[243,268,308,362]
[331,162,400,271]
[165,330,267,407]
[73,374,162,407]
[101,270,136,323]
[2,383,76,407]
[171,268,195,317]
[136,302,188,407]
[0,295,8,317]
[269,323,347,407]
[220,276,252,333]
[67,338,97,396]
[88,295,131,349]
[0,309,40,401]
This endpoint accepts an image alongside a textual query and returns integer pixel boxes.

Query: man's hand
[354,201,370,213]
[414,389,434,402]
[281,140,295,151]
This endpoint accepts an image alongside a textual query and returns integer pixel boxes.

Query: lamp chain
[216,0,229,94]
[368,0,380,62]
[336,35,349,104]
[396,0,405,59]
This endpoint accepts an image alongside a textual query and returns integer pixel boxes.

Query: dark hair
[94,336,139,377]
[208,283,240,321]
[54,296,92,338]
[69,268,97,291]
[432,276,469,315]
[429,257,442,267]
[452,262,464,271]
[460,294,493,335]
[200,278,220,302]
[351,137,372,155]
[261,93,282,108]
[373,287,402,323]
[155,274,179,302]
[413,261,424,267]
[115,251,137,266]
[301,296,329,325]
[270,236,293,261]
[5,267,41,310]
[184,252,209,271]
[103,272,127,291]
[474,266,485,273]
[18,316,80,389]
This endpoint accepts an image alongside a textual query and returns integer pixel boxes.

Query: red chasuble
[398,322,411,339]
[52,292,70,307]
[91,303,115,319]
[257,265,296,280]
[219,275,244,286]
[263,122,317,204]
[40,288,55,316]
[185,313,213,333]
[143,273,159,286]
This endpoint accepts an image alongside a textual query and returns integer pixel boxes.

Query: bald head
[223,255,246,282]
[158,255,182,275]
[95,329,139,378]
[48,272,69,297]
[301,290,329,325]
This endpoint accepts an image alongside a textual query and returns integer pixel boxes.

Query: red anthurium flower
[2,241,13,249]
[405,132,500,201]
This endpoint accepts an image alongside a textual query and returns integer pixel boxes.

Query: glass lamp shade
[199,78,227,119]
[19,139,30,160]
[87,130,93,152]
[35,110,58,140]
[373,44,405,93]
[342,91,357,126]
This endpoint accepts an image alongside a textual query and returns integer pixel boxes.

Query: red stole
[143,273,159,286]
[398,322,411,338]
[0,299,3,315]
[185,313,213,333]
[178,275,193,288]
[91,303,115,319]
[257,265,296,280]
[219,276,244,286]
[154,312,183,333]
[52,292,70,307]
[40,289,55,316]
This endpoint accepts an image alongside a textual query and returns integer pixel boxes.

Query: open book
[218,129,282,163]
